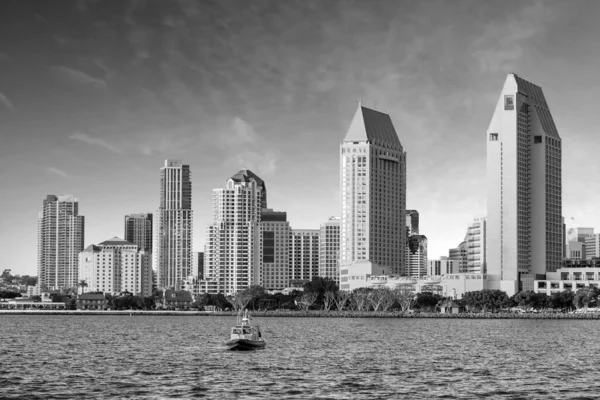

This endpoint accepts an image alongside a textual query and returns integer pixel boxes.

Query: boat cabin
[230,324,262,341]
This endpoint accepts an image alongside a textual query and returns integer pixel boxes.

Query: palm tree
[78,280,88,295]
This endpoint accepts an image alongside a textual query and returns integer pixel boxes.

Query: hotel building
[203,169,265,294]
[124,213,153,252]
[260,209,290,290]
[154,160,193,290]
[466,217,487,273]
[78,237,152,297]
[290,230,320,284]
[340,103,407,290]
[406,235,427,278]
[486,74,562,295]
[37,195,85,290]
[319,217,340,283]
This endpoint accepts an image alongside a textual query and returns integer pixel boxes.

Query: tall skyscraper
[466,217,487,274]
[203,169,265,294]
[406,210,419,236]
[290,229,320,283]
[406,235,427,278]
[37,195,85,290]
[319,217,340,283]
[486,74,562,295]
[154,160,193,290]
[260,209,290,290]
[124,213,153,252]
[340,103,407,290]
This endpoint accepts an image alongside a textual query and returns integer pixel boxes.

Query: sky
[2,0,600,276]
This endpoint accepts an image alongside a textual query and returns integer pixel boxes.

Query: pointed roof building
[344,103,402,147]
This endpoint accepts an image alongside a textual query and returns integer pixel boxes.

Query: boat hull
[224,339,266,351]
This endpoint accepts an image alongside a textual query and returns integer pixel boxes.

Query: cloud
[50,66,107,89]
[0,92,16,112]
[45,167,69,178]
[69,132,122,153]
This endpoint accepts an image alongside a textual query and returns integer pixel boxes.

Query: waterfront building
[585,234,600,259]
[290,229,320,284]
[407,235,428,278]
[340,103,407,290]
[78,237,152,297]
[260,209,291,290]
[534,259,600,295]
[448,241,468,273]
[162,289,193,309]
[124,213,153,252]
[428,258,459,276]
[466,217,487,273]
[154,160,193,290]
[203,169,265,294]
[486,74,562,295]
[319,217,340,283]
[366,273,486,300]
[37,195,85,290]
[406,210,419,236]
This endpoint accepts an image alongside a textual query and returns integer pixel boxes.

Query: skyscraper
[37,195,85,290]
[319,217,340,283]
[406,210,419,236]
[466,217,487,274]
[154,160,193,290]
[486,74,562,295]
[260,209,290,290]
[203,169,265,294]
[124,213,153,252]
[406,235,427,278]
[340,103,407,290]
[290,229,320,283]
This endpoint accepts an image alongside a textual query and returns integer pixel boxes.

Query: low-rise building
[365,273,487,299]
[163,289,193,309]
[534,261,600,295]
[77,293,108,310]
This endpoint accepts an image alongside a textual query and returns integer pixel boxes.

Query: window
[534,135,542,143]
[489,133,498,141]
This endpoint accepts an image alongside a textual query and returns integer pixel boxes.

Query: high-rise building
[124,213,153,252]
[193,252,204,279]
[406,210,419,236]
[203,169,265,294]
[154,160,193,290]
[466,217,487,273]
[260,209,290,290]
[78,237,152,296]
[406,235,427,278]
[319,217,340,283]
[585,234,600,259]
[290,230,320,284]
[486,74,562,295]
[340,103,407,290]
[37,195,85,290]
[449,241,468,273]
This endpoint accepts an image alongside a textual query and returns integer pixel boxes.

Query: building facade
[407,235,428,278]
[585,234,600,259]
[340,103,407,290]
[124,213,153,252]
[154,160,193,290]
[486,74,562,295]
[290,229,320,283]
[203,169,265,294]
[466,217,487,273]
[38,195,85,290]
[260,209,290,290]
[449,241,468,273]
[428,258,459,276]
[319,217,340,283]
[406,210,419,236]
[78,237,152,297]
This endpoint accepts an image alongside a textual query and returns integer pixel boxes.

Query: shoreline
[2,309,600,319]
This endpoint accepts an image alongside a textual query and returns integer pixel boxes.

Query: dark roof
[98,237,136,246]
[164,290,193,303]
[78,293,106,301]
[511,74,560,139]
[344,103,402,148]
[84,244,101,252]
[229,169,267,209]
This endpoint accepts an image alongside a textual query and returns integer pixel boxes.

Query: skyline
[3,1,600,275]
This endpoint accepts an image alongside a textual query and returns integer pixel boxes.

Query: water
[1,315,600,399]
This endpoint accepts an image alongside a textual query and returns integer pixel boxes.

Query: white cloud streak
[69,132,122,153]
[0,92,16,112]
[50,66,107,89]
[45,167,69,178]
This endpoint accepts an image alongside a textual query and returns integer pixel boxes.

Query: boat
[224,310,266,351]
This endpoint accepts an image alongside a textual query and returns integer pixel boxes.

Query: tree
[333,290,352,311]
[550,290,574,311]
[297,292,318,310]
[393,286,417,312]
[368,288,394,311]
[303,277,339,308]
[228,291,253,311]
[462,289,508,312]
[415,292,443,312]
[351,288,371,311]
[78,280,88,294]
[574,286,600,311]
[323,291,335,311]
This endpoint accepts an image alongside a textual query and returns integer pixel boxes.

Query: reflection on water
[1,315,600,399]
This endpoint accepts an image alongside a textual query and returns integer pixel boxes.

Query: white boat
[224,310,266,351]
